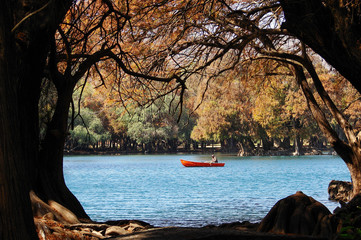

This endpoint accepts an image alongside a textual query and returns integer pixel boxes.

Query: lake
[64,154,350,227]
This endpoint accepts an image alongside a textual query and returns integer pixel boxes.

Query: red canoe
[180,159,225,167]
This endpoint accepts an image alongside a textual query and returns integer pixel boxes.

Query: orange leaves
[189,67,257,142]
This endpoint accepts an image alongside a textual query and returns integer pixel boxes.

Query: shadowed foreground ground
[34,190,340,240]
[106,227,327,240]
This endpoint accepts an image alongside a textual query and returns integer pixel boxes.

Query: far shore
[63,146,335,157]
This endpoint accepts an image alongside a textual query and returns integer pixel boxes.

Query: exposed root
[30,191,152,239]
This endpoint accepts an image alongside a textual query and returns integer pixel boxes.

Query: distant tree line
[61,60,359,155]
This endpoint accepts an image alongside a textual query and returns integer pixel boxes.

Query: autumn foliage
[47,0,361,156]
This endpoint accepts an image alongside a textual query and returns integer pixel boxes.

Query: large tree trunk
[280,2,361,195]
[348,159,361,195]
[293,64,361,196]
[0,4,38,238]
[0,0,85,236]
[0,0,63,237]
[0,0,68,238]
[0,68,38,240]
[37,82,90,220]
[1,1,78,238]
[261,2,361,195]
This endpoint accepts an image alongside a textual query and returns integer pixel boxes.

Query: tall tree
[1,0,186,238]
[190,66,258,152]
[37,0,186,218]
[279,0,361,195]
[0,1,73,239]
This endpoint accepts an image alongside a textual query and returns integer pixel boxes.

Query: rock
[330,194,361,238]
[334,193,361,221]
[258,191,337,238]
[328,180,353,202]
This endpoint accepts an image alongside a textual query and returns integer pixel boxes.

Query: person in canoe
[211,154,218,163]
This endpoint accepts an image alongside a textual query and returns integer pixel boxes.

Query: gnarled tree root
[30,191,152,239]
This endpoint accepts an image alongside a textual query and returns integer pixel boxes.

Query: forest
[59,62,361,155]
[3,0,361,239]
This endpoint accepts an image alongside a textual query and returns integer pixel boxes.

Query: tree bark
[280,0,361,92]
[0,4,38,238]
[35,36,115,220]
[262,137,273,151]
[293,134,302,156]
[292,65,361,195]
[281,137,290,149]
[0,1,77,238]
[347,159,361,195]
[37,82,89,220]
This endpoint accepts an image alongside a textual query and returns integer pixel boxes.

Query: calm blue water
[64,154,350,227]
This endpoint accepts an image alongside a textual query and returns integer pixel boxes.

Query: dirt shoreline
[105,226,327,240]
[35,217,329,240]
[34,191,339,240]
